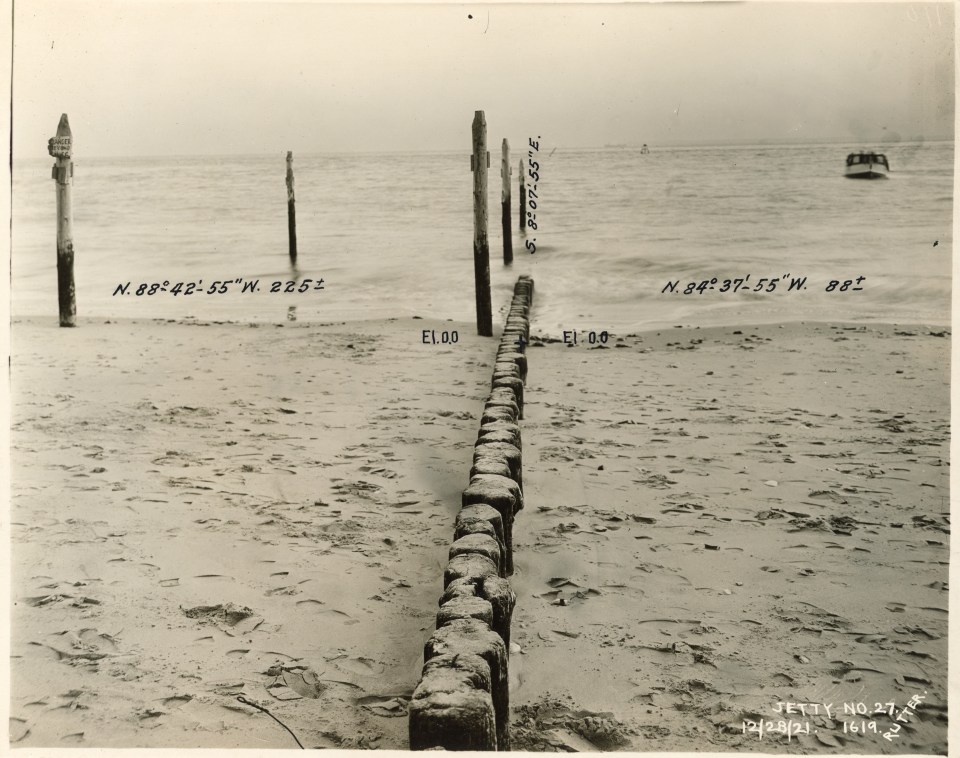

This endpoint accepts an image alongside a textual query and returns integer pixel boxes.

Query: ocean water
[12,142,953,333]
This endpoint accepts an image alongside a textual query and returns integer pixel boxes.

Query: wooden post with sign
[286,151,297,266]
[501,139,512,265]
[471,112,493,337]
[517,158,526,236]
[48,114,75,327]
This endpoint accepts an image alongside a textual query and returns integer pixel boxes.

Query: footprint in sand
[183,603,258,629]
[296,601,358,624]
[358,694,409,718]
[135,707,166,723]
[193,574,234,582]
[266,585,298,596]
[333,655,385,677]
[10,717,30,743]
[277,667,327,699]
[513,698,635,750]
[35,642,110,665]
[162,694,194,708]
[74,628,119,651]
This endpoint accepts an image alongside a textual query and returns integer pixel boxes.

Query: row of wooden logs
[408,275,535,751]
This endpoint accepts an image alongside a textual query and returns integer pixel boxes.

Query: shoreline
[10,310,953,334]
[9,316,950,751]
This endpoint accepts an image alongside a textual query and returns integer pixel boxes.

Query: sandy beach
[9,315,949,752]
[10,314,495,749]
[509,322,949,753]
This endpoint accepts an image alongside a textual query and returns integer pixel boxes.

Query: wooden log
[496,350,528,382]
[439,578,515,650]
[485,391,519,419]
[48,114,75,327]
[501,139,512,265]
[518,158,526,234]
[491,376,523,413]
[478,420,522,451]
[489,385,520,405]
[286,151,297,266]
[471,112,493,337]
[492,361,521,378]
[481,576,516,649]
[444,553,499,588]
[468,472,523,513]
[425,619,510,750]
[450,533,504,576]
[476,429,520,452]
[409,653,497,750]
[453,518,503,555]
[481,405,518,425]
[441,576,481,603]
[455,505,506,555]
[437,595,495,629]
[473,443,522,493]
[469,457,512,482]
[462,476,520,573]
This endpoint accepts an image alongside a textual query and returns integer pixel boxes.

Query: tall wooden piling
[48,114,76,327]
[471,111,493,337]
[286,151,297,266]
[517,158,526,235]
[501,139,513,265]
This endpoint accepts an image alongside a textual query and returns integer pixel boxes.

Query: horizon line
[11,136,954,163]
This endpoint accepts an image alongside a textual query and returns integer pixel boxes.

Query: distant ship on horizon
[601,143,651,153]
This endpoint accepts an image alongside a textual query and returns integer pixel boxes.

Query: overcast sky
[12,1,955,158]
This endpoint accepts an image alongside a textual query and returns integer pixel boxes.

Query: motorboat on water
[640,144,650,154]
[845,151,889,179]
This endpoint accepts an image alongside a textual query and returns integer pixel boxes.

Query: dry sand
[10,315,493,749]
[8,315,949,753]
[510,322,949,754]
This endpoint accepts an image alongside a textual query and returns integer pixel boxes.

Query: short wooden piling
[518,158,526,235]
[286,151,297,266]
[409,653,498,750]
[425,619,509,750]
[471,111,493,337]
[501,139,513,265]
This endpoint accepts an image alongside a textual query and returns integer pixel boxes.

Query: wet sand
[9,316,950,753]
